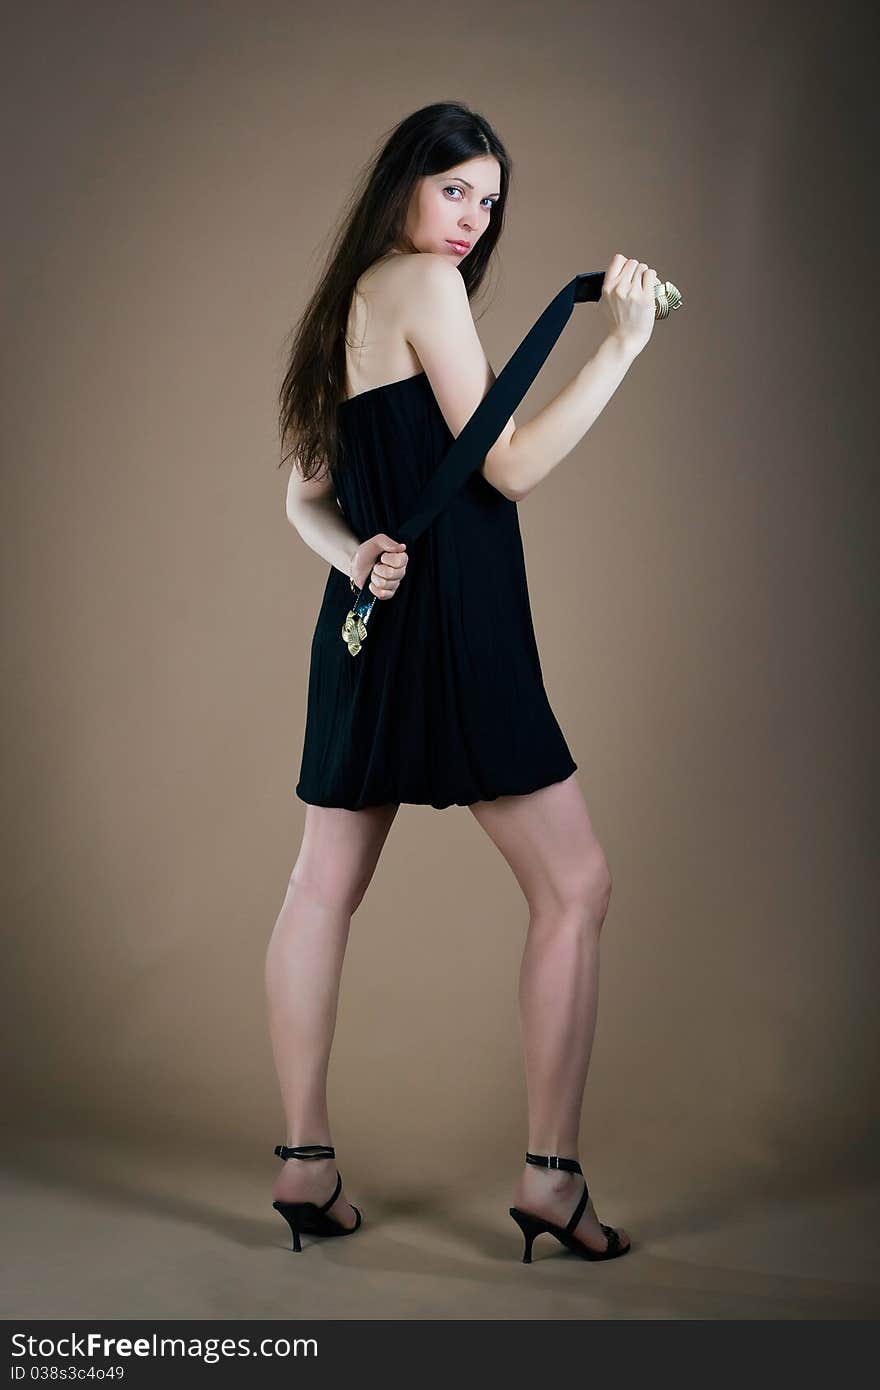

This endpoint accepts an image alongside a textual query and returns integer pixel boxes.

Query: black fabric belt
[342,270,607,652]
[395,270,603,546]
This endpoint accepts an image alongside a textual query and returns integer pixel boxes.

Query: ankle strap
[525,1151,582,1175]
[274,1143,336,1161]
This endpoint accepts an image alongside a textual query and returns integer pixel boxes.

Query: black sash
[343,270,605,650]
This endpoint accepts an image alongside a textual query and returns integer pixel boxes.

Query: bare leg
[468,772,630,1254]
[266,800,399,1225]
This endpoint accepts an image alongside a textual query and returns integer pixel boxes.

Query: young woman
[268,102,656,1262]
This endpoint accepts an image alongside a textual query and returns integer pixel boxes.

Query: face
[397,155,501,259]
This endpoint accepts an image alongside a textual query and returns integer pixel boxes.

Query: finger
[611,256,631,290]
[619,257,641,290]
[607,251,628,280]
[376,570,402,589]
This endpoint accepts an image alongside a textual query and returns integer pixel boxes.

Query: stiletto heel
[509,1151,631,1263]
[273,1204,303,1252]
[271,1143,362,1253]
[509,1208,545,1263]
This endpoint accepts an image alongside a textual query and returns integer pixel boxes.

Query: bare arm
[285,466,359,577]
[403,253,654,501]
[504,332,641,497]
[285,463,409,600]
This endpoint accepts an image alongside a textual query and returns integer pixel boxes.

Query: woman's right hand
[350,533,408,599]
[599,253,658,354]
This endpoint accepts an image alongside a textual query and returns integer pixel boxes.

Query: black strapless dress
[295,370,577,810]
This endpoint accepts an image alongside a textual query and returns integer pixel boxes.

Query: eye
[443,185,497,210]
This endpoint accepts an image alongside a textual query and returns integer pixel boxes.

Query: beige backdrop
[3,0,877,1320]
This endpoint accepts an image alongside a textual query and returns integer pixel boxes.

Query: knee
[552,850,613,924]
[288,858,368,918]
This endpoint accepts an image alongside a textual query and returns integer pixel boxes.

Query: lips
[446,239,471,252]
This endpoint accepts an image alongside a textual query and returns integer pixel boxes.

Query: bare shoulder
[398,250,468,299]
[344,253,469,396]
[359,251,467,315]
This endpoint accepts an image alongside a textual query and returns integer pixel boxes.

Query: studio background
[3,0,877,1320]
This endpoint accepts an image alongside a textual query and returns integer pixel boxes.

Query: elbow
[501,466,529,504]
[506,476,528,503]
[484,444,525,504]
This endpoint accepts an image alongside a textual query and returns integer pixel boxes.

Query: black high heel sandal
[509,1152,631,1263]
[272,1143,362,1253]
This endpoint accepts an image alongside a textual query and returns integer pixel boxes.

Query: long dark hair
[278,101,512,482]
